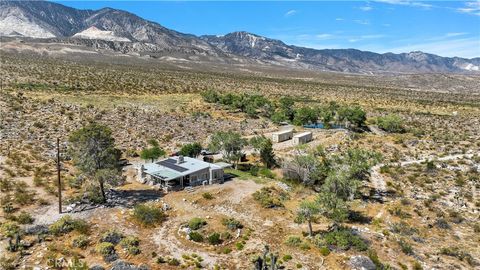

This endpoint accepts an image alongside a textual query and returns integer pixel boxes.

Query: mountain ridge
[1,0,479,74]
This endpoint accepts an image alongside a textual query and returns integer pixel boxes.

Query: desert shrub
[473,223,480,233]
[412,261,423,270]
[235,242,244,250]
[167,258,180,266]
[100,230,124,245]
[252,186,289,208]
[72,235,90,249]
[222,218,243,230]
[207,232,221,245]
[377,114,405,133]
[319,246,330,256]
[314,228,368,251]
[188,217,207,230]
[202,192,214,200]
[221,231,232,240]
[434,218,451,229]
[0,256,15,270]
[15,211,34,224]
[390,222,418,235]
[0,178,13,192]
[132,203,165,227]
[49,216,89,236]
[120,236,141,255]
[0,221,20,238]
[189,231,204,242]
[398,239,414,255]
[96,242,115,256]
[285,235,302,247]
[282,254,293,261]
[439,247,475,266]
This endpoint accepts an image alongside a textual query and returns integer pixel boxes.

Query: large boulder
[349,255,376,270]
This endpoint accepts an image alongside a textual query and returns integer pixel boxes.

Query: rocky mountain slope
[1,0,479,74]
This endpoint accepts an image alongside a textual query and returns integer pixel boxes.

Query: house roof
[143,156,221,181]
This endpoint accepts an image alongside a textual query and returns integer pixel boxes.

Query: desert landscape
[1,1,480,270]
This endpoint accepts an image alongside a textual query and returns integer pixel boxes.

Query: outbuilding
[272,129,293,143]
[293,131,313,145]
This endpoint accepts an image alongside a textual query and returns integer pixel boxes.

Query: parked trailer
[272,129,293,143]
[293,132,313,145]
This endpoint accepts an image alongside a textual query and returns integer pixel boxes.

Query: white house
[137,156,228,192]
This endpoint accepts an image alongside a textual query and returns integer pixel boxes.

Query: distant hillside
[1,0,479,74]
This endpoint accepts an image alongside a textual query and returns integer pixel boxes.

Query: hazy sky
[55,1,480,58]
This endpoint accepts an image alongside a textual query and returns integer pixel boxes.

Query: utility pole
[57,138,62,214]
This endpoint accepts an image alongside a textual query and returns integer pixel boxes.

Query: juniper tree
[68,123,122,202]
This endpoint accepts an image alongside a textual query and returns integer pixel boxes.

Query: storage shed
[293,132,313,145]
[272,129,293,143]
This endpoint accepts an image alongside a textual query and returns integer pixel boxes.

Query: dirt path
[370,152,479,198]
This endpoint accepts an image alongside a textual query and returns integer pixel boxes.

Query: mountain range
[1,0,479,74]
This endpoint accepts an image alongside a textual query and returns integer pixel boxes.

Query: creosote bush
[188,217,207,230]
[132,203,166,227]
[49,216,89,236]
[96,242,115,256]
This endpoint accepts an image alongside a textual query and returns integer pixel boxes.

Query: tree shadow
[347,210,372,224]
[105,189,164,208]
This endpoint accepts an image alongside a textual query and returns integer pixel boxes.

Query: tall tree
[140,139,165,162]
[250,136,276,168]
[179,142,202,158]
[209,131,247,167]
[68,123,121,202]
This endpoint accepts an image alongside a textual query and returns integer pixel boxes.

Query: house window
[191,175,197,182]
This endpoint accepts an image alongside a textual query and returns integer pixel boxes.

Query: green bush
[259,168,275,179]
[0,222,20,238]
[282,254,293,261]
[235,242,244,250]
[120,236,141,255]
[252,186,289,208]
[188,217,207,230]
[202,192,214,200]
[167,258,180,266]
[319,247,330,256]
[207,232,221,245]
[398,239,413,255]
[222,218,243,230]
[16,211,34,224]
[377,114,405,133]
[315,228,368,251]
[95,242,115,256]
[285,235,302,247]
[72,235,90,249]
[132,204,165,227]
[49,216,89,236]
[189,231,204,242]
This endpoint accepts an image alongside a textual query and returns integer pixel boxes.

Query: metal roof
[143,156,222,181]
[293,131,312,138]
